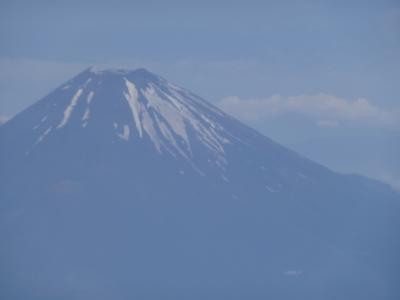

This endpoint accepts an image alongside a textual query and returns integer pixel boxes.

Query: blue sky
[0,0,399,187]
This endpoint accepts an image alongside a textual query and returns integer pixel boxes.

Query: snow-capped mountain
[1,68,399,300]
[25,68,232,167]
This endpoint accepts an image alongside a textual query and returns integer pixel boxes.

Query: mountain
[1,67,399,300]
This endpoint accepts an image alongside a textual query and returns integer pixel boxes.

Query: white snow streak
[86,91,95,104]
[35,126,53,145]
[140,84,230,164]
[82,91,95,127]
[57,89,83,128]
[142,85,190,151]
[141,110,162,153]
[117,125,130,140]
[84,78,92,86]
[124,79,143,137]
[33,115,48,130]
[82,110,90,122]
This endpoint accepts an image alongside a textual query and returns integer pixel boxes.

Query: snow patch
[57,89,83,128]
[124,79,143,138]
[35,126,53,145]
[84,78,92,86]
[81,91,95,127]
[82,110,90,122]
[117,125,130,141]
[86,91,95,104]
[141,110,162,153]
[33,115,48,130]
[142,85,190,150]
[140,83,230,166]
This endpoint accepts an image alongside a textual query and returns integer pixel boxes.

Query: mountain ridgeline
[1,68,399,300]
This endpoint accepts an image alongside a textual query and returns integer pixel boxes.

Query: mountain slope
[0,67,399,300]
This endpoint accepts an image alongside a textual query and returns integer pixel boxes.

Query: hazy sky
[0,0,399,187]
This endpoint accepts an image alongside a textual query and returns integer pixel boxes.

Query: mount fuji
[1,67,399,299]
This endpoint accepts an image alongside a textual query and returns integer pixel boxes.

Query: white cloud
[218,94,399,128]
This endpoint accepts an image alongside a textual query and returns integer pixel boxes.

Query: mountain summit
[1,68,399,300]
[20,67,239,175]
